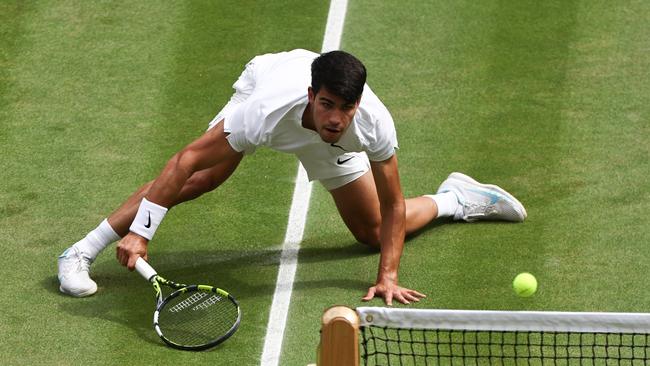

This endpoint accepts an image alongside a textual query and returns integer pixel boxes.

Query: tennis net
[315,306,650,366]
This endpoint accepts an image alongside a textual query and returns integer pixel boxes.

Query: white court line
[259,1,348,365]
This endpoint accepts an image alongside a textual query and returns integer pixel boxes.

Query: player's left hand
[362,280,426,306]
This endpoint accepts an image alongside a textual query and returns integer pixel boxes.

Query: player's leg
[328,170,527,248]
[58,54,261,296]
[328,171,381,247]
[58,157,241,297]
[106,153,242,237]
[58,122,242,296]
[327,170,450,248]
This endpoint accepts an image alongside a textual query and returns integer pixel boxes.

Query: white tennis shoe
[57,246,97,297]
[437,172,527,222]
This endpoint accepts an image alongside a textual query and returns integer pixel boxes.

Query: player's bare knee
[353,227,381,249]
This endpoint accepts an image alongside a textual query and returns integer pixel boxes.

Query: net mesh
[361,327,650,366]
[357,308,650,366]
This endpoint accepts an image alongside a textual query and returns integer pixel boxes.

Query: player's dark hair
[311,50,367,103]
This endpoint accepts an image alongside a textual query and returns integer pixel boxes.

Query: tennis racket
[135,257,241,351]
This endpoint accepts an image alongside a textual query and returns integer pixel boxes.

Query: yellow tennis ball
[513,273,537,297]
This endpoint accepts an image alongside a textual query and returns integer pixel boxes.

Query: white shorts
[208,57,369,191]
[318,167,369,190]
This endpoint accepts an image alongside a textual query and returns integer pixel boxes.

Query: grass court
[1,1,649,365]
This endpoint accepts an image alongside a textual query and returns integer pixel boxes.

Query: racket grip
[135,257,158,281]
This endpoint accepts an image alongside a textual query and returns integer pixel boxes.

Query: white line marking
[260,165,312,366]
[259,1,348,365]
[322,0,349,53]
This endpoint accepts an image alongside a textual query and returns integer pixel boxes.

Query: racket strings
[158,290,239,347]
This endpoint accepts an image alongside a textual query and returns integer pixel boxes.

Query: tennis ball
[512,272,537,297]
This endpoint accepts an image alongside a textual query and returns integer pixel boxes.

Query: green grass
[0,1,328,365]
[281,1,650,365]
[1,1,649,365]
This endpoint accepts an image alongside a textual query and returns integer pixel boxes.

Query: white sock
[72,219,121,260]
[425,191,459,219]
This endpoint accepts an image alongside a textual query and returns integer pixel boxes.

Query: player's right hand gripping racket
[135,257,241,351]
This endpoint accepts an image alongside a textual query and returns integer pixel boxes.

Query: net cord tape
[357,307,650,334]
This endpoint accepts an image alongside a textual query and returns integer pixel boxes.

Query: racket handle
[135,257,158,281]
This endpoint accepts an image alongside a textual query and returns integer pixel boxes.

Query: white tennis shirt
[222,49,398,182]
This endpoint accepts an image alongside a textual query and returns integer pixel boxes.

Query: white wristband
[129,198,168,240]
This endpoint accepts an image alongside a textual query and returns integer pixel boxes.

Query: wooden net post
[318,306,360,366]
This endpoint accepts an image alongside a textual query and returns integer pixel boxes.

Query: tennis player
[57,49,527,305]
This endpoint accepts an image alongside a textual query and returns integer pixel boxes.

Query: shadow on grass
[44,219,519,344]
[43,242,375,346]
[406,217,454,242]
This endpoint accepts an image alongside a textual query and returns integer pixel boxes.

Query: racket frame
[136,258,241,351]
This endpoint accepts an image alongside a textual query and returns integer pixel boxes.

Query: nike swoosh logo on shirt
[337,156,355,165]
[330,143,347,151]
[144,211,152,228]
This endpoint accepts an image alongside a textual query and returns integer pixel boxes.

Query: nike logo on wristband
[144,211,152,228]
[337,156,354,165]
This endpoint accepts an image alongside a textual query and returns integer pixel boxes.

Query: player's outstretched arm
[362,155,426,305]
[146,123,241,208]
[117,123,243,269]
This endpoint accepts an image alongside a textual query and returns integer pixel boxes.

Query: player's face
[307,87,360,143]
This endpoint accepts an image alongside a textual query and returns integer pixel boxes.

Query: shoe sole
[448,172,528,220]
[59,285,97,298]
